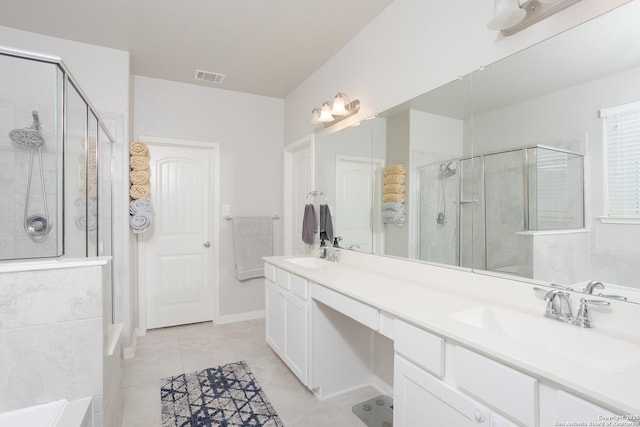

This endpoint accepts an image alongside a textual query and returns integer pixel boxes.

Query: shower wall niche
[0,48,114,261]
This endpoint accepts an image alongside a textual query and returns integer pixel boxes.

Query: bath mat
[160,360,284,427]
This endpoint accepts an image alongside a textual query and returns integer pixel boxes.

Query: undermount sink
[285,257,327,269]
[449,305,640,374]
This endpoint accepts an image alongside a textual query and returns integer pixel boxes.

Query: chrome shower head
[440,161,456,178]
[9,111,45,149]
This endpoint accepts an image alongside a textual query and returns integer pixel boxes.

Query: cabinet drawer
[454,346,538,427]
[395,320,444,377]
[554,390,618,425]
[310,284,379,330]
[394,355,490,427]
[289,273,308,300]
[264,263,276,282]
[275,267,290,290]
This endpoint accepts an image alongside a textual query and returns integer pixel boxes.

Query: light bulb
[318,102,334,123]
[331,93,349,116]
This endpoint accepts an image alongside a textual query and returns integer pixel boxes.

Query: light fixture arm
[492,0,582,36]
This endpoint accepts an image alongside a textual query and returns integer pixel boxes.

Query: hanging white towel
[232,216,273,280]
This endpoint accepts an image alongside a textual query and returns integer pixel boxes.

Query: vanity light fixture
[311,92,360,127]
[488,0,581,36]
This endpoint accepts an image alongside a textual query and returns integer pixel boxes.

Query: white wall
[133,76,284,319]
[284,0,628,144]
[0,27,133,348]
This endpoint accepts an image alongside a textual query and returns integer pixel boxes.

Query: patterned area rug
[161,360,284,427]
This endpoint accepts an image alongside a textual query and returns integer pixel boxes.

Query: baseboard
[370,374,394,397]
[216,310,265,325]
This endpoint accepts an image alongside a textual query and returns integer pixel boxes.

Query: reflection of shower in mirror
[436,161,457,226]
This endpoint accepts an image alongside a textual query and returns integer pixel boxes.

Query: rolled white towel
[75,213,97,231]
[382,202,405,212]
[130,211,152,233]
[383,210,406,225]
[74,197,98,216]
[129,198,152,215]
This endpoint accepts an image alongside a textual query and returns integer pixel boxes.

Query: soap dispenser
[333,237,342,248]
[318,239,327,258]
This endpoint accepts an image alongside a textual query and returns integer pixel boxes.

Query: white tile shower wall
[0,263,106,421]
[0,100,59,260]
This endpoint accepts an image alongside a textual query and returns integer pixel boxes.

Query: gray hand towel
[232,216,273,280]
[302,204,316,245]
[319,204,333,242]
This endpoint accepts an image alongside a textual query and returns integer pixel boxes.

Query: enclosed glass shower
[419,145,584,275]
[0,47,114,261]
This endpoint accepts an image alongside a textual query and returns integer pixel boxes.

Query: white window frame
[600,101,640,224]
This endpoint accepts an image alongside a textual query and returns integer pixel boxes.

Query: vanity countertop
[264,253,640,416]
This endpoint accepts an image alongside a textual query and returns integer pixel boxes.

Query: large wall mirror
[316,1,640,304]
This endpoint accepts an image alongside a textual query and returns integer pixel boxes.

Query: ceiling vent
[194,69,226,84]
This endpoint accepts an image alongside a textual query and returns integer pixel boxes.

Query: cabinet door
[394,355,490,427]
[265,280,285,356]
[284,293,308,385]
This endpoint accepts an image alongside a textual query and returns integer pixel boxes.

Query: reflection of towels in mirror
[383,184,405,194]
[384,174,406,185]
[302,204,316,245]
[319,204,333,242]
[383,202,405,212]
[383,163,406,175]
[383,210,405,225]
[383,193,406,203]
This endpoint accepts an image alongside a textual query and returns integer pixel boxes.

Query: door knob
[204,241,211,248]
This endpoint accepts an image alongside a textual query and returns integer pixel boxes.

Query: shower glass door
[483,150,525,275]
[0,54,63,260]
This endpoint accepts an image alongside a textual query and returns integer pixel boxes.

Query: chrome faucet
[536,287,612,328]
[346,243,360,250]
[572,298,611,328]
[583,280,604,294]
[326,247,342,262]
[544,290,573,322]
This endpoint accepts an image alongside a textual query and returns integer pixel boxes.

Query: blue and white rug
[161,360,284,427]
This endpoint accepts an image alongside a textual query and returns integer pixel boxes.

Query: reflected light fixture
[311,92,360,127]
[488,0,581,36]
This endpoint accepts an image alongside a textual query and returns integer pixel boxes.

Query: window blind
[601,101,640,217]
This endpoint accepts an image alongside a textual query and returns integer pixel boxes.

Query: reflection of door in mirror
[335,155,383,253]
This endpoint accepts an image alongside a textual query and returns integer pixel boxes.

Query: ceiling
[0,0,394,98]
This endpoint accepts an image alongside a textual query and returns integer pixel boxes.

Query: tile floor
[121,318,380,426]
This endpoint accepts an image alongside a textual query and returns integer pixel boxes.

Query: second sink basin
[449,305,640,374]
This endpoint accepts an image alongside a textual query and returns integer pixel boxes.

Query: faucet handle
[572,298,611,328]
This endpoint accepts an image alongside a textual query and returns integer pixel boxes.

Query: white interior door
[140,137,219,330]
[335,155,383,253]
[284,135,314,255]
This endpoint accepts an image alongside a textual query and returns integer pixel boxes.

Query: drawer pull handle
[473,408,486,423]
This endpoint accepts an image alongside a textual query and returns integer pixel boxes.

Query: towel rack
[224,214,280,221]
[305,190,328,204]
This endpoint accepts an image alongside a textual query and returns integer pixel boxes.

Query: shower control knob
[203,241,211,248]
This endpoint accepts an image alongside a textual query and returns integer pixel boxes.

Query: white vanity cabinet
[394,355,490,426]
[264,263,309,385]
